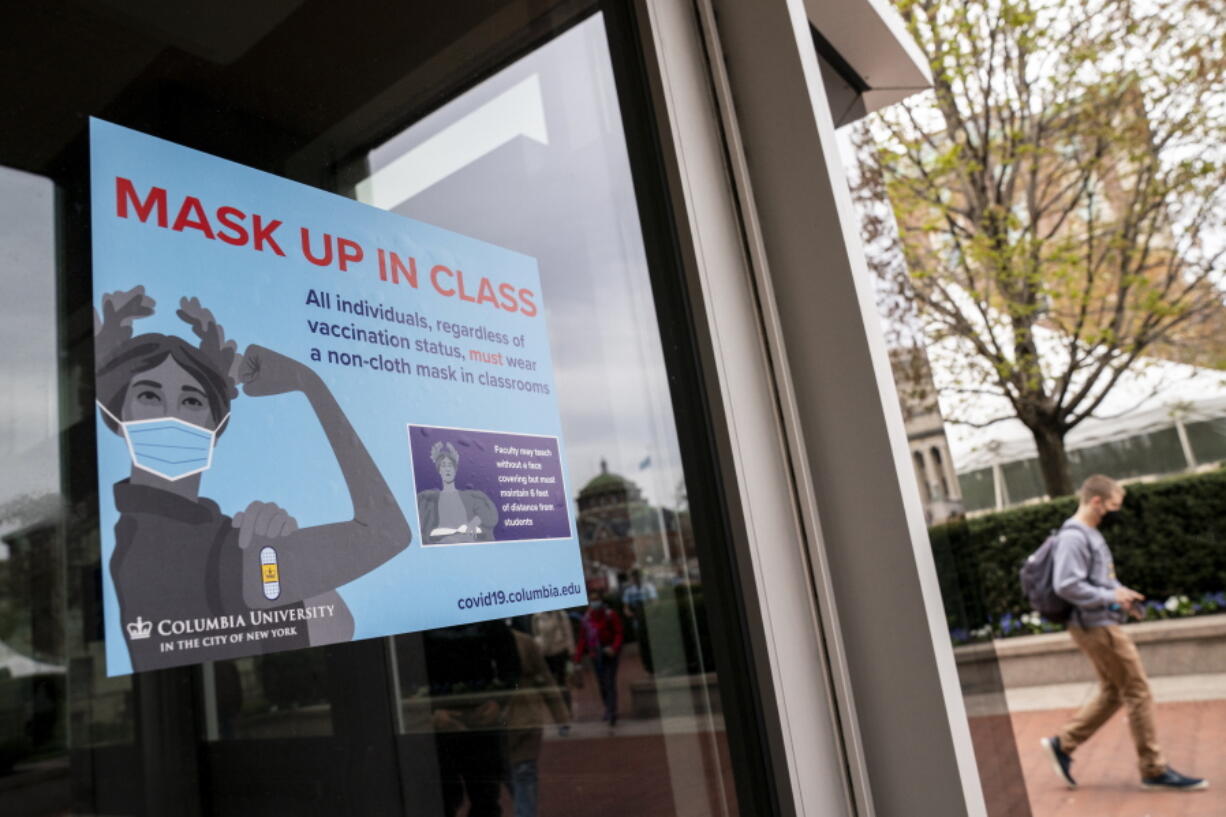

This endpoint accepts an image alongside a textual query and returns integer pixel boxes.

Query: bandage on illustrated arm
[243,372,411,608]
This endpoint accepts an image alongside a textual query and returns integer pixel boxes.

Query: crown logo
[126,617,153,640]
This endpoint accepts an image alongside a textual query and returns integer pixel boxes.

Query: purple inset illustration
[408,424,572,545]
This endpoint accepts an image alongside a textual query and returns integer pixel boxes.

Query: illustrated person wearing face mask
[1040,475,1207,792]
[94,287,411,671]
[416,441,497,545]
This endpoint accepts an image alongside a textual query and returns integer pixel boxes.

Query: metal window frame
[629,1,989,815]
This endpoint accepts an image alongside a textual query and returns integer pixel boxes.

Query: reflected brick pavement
[527,647,738,817]
[534,730,735,817]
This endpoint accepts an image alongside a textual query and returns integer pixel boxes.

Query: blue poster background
[90,119,584,676]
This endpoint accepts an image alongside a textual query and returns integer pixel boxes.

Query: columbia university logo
[126,617,153,640]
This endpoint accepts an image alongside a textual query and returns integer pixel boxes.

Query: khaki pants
[1058,624,1165,777]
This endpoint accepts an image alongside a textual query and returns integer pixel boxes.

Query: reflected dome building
[576,460,691,586]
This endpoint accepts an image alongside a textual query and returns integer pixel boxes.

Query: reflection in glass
[0,166,71,805]
[1,4,743,815]
[365,15,736,817]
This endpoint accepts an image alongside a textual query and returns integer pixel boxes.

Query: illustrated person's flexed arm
[234,344,411,608]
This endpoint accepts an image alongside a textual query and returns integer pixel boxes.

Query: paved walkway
[982,674,1226,817]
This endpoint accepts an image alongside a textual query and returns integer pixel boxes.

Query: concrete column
[705,0,987,813]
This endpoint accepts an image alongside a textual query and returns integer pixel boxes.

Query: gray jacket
[1052,518,1123,628]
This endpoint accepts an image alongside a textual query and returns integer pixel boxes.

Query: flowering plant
[948,590,1226,645]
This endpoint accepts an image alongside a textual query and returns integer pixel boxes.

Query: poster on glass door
[90,118,584,676]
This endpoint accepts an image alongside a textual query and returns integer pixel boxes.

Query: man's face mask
[1099,495,1124,525]
[98,402,228,481]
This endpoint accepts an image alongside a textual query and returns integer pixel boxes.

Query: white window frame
[632,1,988,815]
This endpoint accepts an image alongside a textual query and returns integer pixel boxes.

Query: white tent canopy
[926,317,1226,473]
[0,639,64,678]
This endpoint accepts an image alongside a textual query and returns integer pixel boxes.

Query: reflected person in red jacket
[574,591,624,728]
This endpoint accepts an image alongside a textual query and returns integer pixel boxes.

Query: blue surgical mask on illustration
[97,402,229,481]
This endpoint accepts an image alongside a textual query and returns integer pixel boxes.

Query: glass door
[0,2,771,816]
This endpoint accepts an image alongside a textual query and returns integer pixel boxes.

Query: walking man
[621,568,658,673]
[1040,474,1207,791]
[575,591,624,729]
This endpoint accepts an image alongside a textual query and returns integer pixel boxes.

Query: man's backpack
[1019,530,1074,623]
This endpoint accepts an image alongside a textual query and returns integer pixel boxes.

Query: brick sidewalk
[1008,699,1225,816]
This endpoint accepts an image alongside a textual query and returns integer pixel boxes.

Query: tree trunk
[1031,423,1074,498]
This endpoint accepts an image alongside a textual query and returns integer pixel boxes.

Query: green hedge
[930,469,1226,634]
